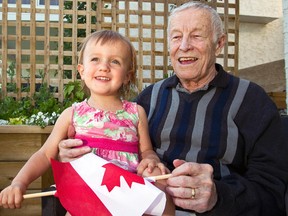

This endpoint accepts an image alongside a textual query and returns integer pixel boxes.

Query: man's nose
[179,37,192,51]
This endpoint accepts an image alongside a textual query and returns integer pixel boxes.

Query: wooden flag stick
[145,174,172,182]
[23,190,56,199]
[23,174,172,199]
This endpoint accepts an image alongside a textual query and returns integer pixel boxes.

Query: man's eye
[172,36,181,40]
[91,57,99,62]
[193,35,205,40]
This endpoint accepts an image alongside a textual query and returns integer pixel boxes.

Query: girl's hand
[0,183,26,209]
[137,158,168,176]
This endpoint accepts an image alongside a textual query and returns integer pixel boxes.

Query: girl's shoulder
[122,100,138,113]
[121,100,147,118]
[52,106,73,130]
[58,106,73,120]
[72,99,87,108]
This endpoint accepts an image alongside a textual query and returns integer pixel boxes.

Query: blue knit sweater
[136,64,288,216]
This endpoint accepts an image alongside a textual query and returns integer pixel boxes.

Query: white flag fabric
[51,153,166,216]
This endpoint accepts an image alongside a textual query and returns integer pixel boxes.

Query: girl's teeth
[97,77,110,80]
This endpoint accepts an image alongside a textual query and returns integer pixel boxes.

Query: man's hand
[58,139,91,162]
[166,159,217,213]
[58,125,91,162]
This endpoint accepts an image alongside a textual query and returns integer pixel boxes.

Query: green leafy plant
[7,62,16,92]
[63,81,85,107]
[0,65,86,127]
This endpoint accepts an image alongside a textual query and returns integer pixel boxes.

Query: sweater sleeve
[198,83,288,216]
[136,85,153,116]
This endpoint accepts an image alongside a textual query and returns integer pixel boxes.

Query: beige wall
[239,0,284,70]
[240,0,282,17]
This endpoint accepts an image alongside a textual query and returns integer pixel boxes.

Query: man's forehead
[171,7,211,20]
[170,10,212,30]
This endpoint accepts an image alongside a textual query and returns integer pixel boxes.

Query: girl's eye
[111,59,120,65]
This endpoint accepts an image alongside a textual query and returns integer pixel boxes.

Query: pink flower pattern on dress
[72,99,140,172]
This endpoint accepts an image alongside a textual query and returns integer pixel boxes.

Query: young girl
[0,30,174,215]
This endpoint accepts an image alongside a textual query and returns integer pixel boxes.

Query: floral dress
[72,99,140,173]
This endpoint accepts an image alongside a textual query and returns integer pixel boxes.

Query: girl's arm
[0,107,73,209]
[136,105,167,175]
[137,105,176,216]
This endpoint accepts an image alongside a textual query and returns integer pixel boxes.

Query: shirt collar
[164,63,230,92]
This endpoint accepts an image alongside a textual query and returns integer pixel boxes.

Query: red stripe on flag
[51,158,112,216]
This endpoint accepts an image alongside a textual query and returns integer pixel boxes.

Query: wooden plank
[268,92,286,109]
[30,0,36,98]
[0,125,53,134]
[0,133,44,161]
[150,1,156,83]
[15,0,22,100]
[1,0,8,97]
[112,0,117,31]
[163,0,169,79]
[58,0,64,102]
[72,0,78,83]
[44,0,51,87]
[138,0,144,90]
[234,0,240,75]
[223,0,229,70]
[86,0,92,34]
[0,162,41,190]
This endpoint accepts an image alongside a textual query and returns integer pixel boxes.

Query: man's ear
[77,64,85,79]
[215,34,226,57]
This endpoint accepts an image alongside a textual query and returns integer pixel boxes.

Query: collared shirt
[176,82,209,94]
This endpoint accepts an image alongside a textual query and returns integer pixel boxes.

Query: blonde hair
[78,30,137,99]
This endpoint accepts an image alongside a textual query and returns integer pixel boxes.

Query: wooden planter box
[268,92,287,109]
[0,125,54,216]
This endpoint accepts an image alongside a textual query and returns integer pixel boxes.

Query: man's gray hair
[168,1,224,43]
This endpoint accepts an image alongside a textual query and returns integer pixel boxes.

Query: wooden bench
[0,125,53,216]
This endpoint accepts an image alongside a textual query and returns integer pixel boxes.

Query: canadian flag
[51,153,166,216]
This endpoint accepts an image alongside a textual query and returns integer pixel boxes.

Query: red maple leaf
[101,163,145,192]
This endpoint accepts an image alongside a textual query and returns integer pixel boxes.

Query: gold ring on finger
[191,188,196,199]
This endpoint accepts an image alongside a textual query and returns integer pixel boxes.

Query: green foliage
[0,80,86,127]
[0,96,32,121]
[63,81,85,107]
[6,62,16,92]
[32,83,62,114]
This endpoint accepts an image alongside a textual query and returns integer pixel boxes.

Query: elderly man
[58,2,288,215]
